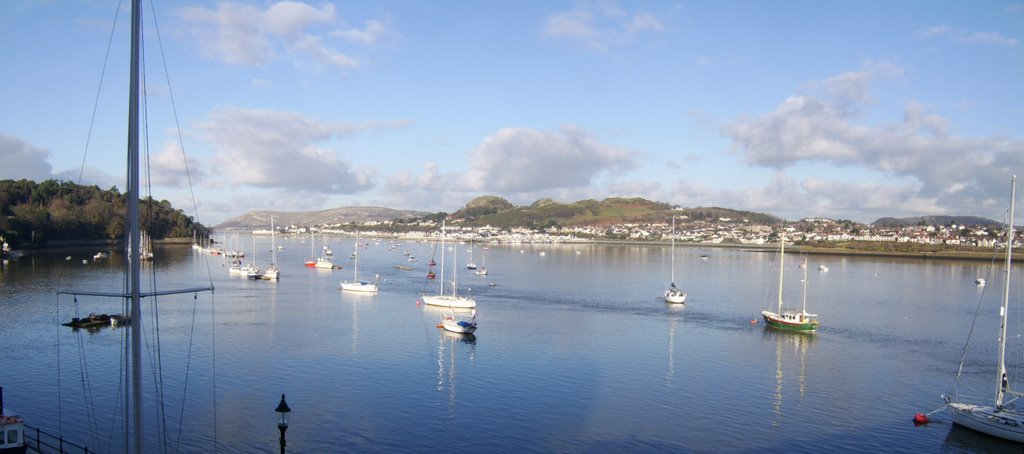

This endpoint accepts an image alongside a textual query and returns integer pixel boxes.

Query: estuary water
[1,236,1023,453]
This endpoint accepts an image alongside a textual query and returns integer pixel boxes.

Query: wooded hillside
[0,179,209,247]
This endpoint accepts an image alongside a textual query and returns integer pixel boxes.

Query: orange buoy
[913,413,929,425]
[750,319,758,325]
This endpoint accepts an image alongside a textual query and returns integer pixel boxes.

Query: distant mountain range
[870,215,1001,228]
[214,195,1001,230]
[214,207,429,229]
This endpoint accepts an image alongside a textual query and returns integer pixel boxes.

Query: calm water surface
[1,237,1023,453]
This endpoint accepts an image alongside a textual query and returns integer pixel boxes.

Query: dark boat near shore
[62,314,130,330]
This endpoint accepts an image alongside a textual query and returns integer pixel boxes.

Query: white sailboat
[475,247,488,275]
[262,216,280,280]
[945,175,1024,442]
[664,216,687,304]
[244,236,262,279]
[421,221,477,309]
[466,241,477,270]
[440,308,478,334]
[340,232,379,293]
[304,230,333,269]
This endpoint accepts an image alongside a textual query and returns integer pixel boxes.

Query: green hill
[452,196,781,228]
[871,215,1000,227]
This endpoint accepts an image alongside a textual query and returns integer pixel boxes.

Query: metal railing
[22,424,90,454]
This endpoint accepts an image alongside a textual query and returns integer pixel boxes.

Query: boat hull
[441,319,477,334]
[421,295,477,309]
[340,282,379,293]
[665,290,686,304]
[761,310,818,332]
[949,402,1024,443]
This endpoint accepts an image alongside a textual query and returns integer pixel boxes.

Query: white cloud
[813,60,902,112]
[177,2,274,65]
[330,19,396,46]
[53,167,120,190]
[624,12,664,34]
[722,65,1024,222]
[378,162,462,212]
[148,142,205,188]
[291,34,360,71]
[197,106,408,194]
[542,5,665,50]
[917,25,1019,47]
[176,1,390,73]
[264,1,335,37]
[463,125,636,193]
[0,133,51,180]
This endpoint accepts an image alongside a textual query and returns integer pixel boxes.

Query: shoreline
[7,236,1018,263]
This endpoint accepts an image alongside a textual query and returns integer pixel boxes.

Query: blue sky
[2,1,1022,226]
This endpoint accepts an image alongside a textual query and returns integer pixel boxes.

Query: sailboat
[466,241,477,270]
[440,308,478,334]
[761,231,818,332]
[340,231,379,293]
[475,247,488,275]
[944,175,1024,442]
[262,216,280,280]
[664,216,687,304]
[57,2,215,450]
[421,220,477,309]
[304,230,334,269]
[244,236,262,279]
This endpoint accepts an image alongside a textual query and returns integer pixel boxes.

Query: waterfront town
[257,215,1021,251]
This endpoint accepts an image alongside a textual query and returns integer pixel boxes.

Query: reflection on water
[1,240,1022,452]
[437,330,476,419]
[665,303,684,385]
[765,329,815,427]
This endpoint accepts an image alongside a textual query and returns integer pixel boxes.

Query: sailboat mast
[670,216,676,284]
[353,232,359,281]
[439,221,446,296]
[996,175,1016,407]
[127,0,143,451]
[453,228,459,297]
[777,231,785,313]
[801,258,808,313]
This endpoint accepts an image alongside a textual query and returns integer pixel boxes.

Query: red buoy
[913,413,929,425]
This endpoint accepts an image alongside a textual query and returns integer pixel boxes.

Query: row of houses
[255,217,1021,247]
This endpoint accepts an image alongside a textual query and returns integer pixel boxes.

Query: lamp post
[275,394,291,454]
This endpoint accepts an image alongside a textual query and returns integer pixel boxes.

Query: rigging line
[147,0,215,286]
[55,0,123,424]
[103,318,129,454]
[141,44,173,454]
[148,10,217,449]
[56,292,63,437]
[211,291,218,451]
[954,209,1008,396]
[72,302,102,450]
[173,293,202,454]
[142,292,171,454]
[76,0,123,184]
